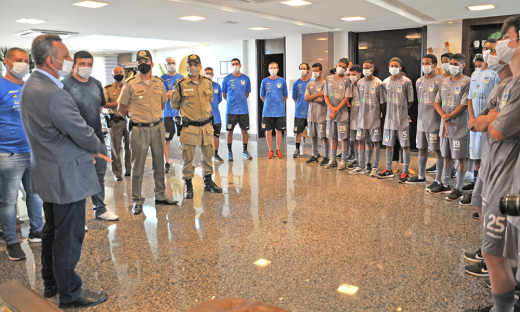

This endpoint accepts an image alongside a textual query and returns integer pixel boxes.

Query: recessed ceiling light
[448,21,454,24]
[316,38,327,41]
[15,18,46,24]
[179,16,206,21]
[467,4,495,11]
[73,1,109,8]
[341,16,367,22]
[281,0,312,6]
[249,27,270,30]
[253,259,272,267]
[337,284,359,295]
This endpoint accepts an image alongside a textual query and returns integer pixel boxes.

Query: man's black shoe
[155,199,178,205]
[124,172,131,177]
[184,179,193,199]
[132,204,142,215]
[58,289,107,309]
[44,285,57,298]
[425,163,436,173]
[462,182,475,191]
[114,175,122,181]
[203,175,223,193]
[164,162,171,173]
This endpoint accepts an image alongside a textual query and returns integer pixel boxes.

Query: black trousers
[41,199,86,303]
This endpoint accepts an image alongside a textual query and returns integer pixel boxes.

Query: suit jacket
[20,70,101,204]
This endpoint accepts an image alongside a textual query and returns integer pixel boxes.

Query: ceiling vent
[13,29,79,39]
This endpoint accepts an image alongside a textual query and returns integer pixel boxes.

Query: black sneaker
[426,163,437,173]
[451,168,457,179]
[465,261,488,277]
[426,180,440,192]
[460,193,472,206]
[319,157,329,166]
[28,230,42,243]
[446,189,463,201]
[212,155,224,163]
[406,175,426,185]
[464,249,484,263]
[365,163,372,174]
[430,183,451,194]
[336,153,343,159]
[346,154,355,161]
[462,182,475,191]
[346,160,358,170]
[6,243,26,261]
[464,306,493,312]
[377,169,394,179]
[398,172,409,183]
[164,162,171,173]
[472,212,480,220]
[305,155,320,164]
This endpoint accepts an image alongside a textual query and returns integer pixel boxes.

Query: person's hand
[187,298,290,312]
[443,120,450,137]
[332,107,339,114]
[316,97,323,103]
[92,153,113,164]
[468,117,476,131]
[442,113,451,122]
[329,112,336,120]
[487,108,499,123]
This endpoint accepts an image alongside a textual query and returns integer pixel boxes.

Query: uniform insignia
[484,77,490,83]
[138,51,146,57]
[154,75,164,82]
[385,136,389,142]
[13,94,17,98]
[370,87,375,93]
[429,85,434,92]
[214,88,218,93]
[104,85,110,89]
[241,80,245,85]
[317,86,322,91]
[190,55,196,59]
[277,83,281,88]
[397,86,402,93]
[340,84,344,89]
[455,87,461,94]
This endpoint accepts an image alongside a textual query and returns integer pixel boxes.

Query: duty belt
[109,114,126,122]
[181,116,212,127]
[130,120,162,127]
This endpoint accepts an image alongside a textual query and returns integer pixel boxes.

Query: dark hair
[269,62,278,68]
[330,68,336,75]
[204,67,213,72]
[363,60,374,67]
[485,38,497,44]
[501,15,520,38]
[74,50,93,63]
[389,57,402,67]
[441,52,453,61]
[423,53,438,65]
[451,53,466,64]
[299,63,310,70]
[312,63,322,71]
[31,34,62,66]
[338,57,349,66]
[231,58,241,64]
[5,48,27,60]
[474,54,484,63]
[350,64,362,74]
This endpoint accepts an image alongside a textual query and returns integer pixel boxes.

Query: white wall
[334,31,350,62]
[244,39,258,136]
[427,23,463,56]
[285,34,303,138]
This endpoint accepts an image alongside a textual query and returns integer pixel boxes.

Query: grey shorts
[383,128,410,148]
[503,222,519,262]
[471,176,483,208]
[482,199,510,257]
[308,121,327,138]
[440,137,469,160]
[416,130,440,151]
[326,120,349,140]
[356,128,381,142]
[349,130,357,141]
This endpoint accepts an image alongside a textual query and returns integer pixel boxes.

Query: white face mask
[166,64,176,73]
[487,54,505,72]
[312,72,321,79]
[204,74,213,80]
[449,65,460,76]
[232,65,240,74]
[389,67,400,76]
[350,75,358,83]
[363,69,372,77]
[53,57,73,77]
[187,66,200,76]
[483,50,491,63]
[300,69,307,77]
[336,67,346,75]
[269,69,278,77]
[495,39,520,64]
[442,63,451,72]
[7,60,29,79]
[422,65,433,75]
[76,66,92,79]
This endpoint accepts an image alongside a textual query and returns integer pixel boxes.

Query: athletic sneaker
[459,193,472,206]
[96,211,119,221]
[325,159,338,169]
[398,173,409,183]
[464,249,484,263]
[425,163,436,173]
[228,152,234,161]
[6,243,26,261]
[392,168,399,174]
[426,181,441,192]
[242,151,253,160]
[212,155,224,162]
[465,261,488,277]
[409,169,416,175]
[472,212,480,220]
[462,182,475,191]
[346,154,355,162]
[28,231,42,243]
[267,150,274,159]
[429,183,451,194]
[365,163,372,174]
[336,152,343,159]
[377,169,394,179]
[451,168,457,179]
[164,162,171,173]
[446,189,463,201]
[319,157,329,166]
[293,149,300,158]
[350,166,366,174]
[276,150,283,158]
[338,160,347,170]
[406,175,426,185]
[370,168,378,177]
[346,160,358,170]
[305,155,320,164]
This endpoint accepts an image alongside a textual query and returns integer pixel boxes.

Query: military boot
[184,179,193,199]
[203,175,222,193]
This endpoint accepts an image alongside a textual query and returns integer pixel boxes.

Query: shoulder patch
[154,75,164,82]
[104,85,110,89]
[125,76,135,82]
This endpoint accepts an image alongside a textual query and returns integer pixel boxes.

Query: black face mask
[114,74,124,82]
[138,63,151,74]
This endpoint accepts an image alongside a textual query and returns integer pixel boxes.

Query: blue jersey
[210,82,223,124]
[222,73,251,114]
[162,73,184,117]
[0,77,30,153]
[468,68,500,117]
[260,77,288,117]
[292,78,311,118]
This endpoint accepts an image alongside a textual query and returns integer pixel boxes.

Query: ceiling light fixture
[281,0,312,6]
[249,27,270,30]
[15,18,46,24]
[467,4,495,11]
[179,15,206,21]
[73,1,109,8]
[341,16,366,22]
[448,21,454,24]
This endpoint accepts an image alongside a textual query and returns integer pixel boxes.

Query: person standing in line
[292,63,312,158]
[304,63,328,165]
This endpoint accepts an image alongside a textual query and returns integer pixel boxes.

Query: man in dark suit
[20,34,108,309]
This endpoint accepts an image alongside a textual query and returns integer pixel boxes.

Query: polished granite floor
[0,138,492,311]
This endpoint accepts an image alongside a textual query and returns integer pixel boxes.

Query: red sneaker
[276,150,283,158]
[377,169,394,179]
[267,150,274,159]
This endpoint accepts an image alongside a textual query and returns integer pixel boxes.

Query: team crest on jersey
[277,83,281,88]
[429,85,434,92]
[262,123,266,129]
[397,86,402,93]
[294,127,298,132]
[214,88,218,93]
[13,94,17,98]
[318,86,322,91]
[340,83,344,89]
[455,87,461,94]
[357,130,361,135]
[484,77,490,83]
[385,136,389,142]
[241,80,246,85]
[501,93,509,108]
[370,87,375,93]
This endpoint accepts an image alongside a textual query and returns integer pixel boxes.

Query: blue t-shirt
[260,77,288,117]
[210,81,223,124]
[222,73,251,115]
[468,68,500,118]
[162,73,184,117]
[292,78,311,119]
[0,77,30,153]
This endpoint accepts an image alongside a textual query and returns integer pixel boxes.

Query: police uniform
[104,82,131,179]
[118,50,175,213]
[170,54,222,198]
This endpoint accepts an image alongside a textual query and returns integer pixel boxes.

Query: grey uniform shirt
[435,76,471,139]
[305,79,327,123]
[357,77,384,130]
[416,75,443,133]
[382,76,414,130]
[324,75,352,122]
[350,84,360,130]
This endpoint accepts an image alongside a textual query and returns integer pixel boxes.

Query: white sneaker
[338,160,347,170]
[370,168,378,177]
[96,211,119,221]
[85,225,88,232]
[350,166,366,174]
[325,159,337,169]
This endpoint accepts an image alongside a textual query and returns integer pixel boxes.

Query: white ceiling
[0,0,519,53]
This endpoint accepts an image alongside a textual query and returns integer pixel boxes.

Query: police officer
[117,50,178,215]
[170,54,222,199]
[104,66,131,181]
